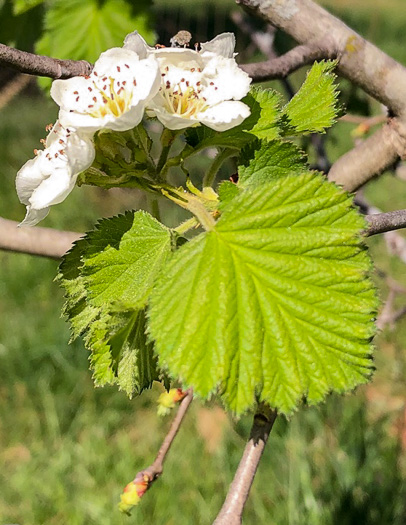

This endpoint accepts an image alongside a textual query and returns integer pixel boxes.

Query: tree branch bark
[0,43,92,79]
[365,209,406,237]
[236,0,406,190]
[0,217,81,259]
[240,42,336,81]
[213,404,277,525]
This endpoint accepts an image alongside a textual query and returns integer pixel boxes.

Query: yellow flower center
[89,78,133,119]
[162,85,208,118]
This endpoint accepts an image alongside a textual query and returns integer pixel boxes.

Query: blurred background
[1,0,406,523]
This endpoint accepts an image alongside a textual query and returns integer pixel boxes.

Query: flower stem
[173,217,199,235]
[203,148,237,188]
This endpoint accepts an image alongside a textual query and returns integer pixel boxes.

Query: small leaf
[148,174,377,415]
[238,139,307,188]
[217,181,240,208]
[58,211,172,396]
[283,61,339,134]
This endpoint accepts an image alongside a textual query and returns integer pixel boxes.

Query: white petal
[201,56,251,105]
[92,47,140,74]
[29,168,77,209]
[123,31,153,59]
[16,123,95,226]
[200,33,236,58]
[199,101,250,131]
[52,53,160,133]
[151,104,199,130]
[20,207,50,227]
[16,155,44,205]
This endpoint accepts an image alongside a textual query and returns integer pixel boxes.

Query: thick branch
[0,218,80,259]
[365,210,406,237]
[213,405,277,525]
[240,42,336,81]
[0,43,92,79]
[236,0,406,190]
[329,124,398,191]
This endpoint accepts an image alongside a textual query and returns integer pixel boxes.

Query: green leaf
[238,139,307,188]
[58,210,172,395]
[0,0,43,49]
[148,174,377,415]
[36,0,155,90]
[217,181,240,209]
[185,87,281,151]
[86,308,161,396]
[12,0,43,15]
[282,61,339,134]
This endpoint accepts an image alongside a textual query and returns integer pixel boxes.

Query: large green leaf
[36,0,155,90]
[58,210,172,394]
[148,175,377,415]
[282,61,339,134]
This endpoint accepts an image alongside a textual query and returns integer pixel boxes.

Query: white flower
[16,121,95,226]
[124,32,251,132]
[50,47,161,133]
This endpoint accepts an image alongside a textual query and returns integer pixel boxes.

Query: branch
[0,43,92,79]
[119,389,193,512]
[213,404,277,525]
[240,42,336,81]
[236,0,406,190]
[365,209,406,236]
[0,217,80,259]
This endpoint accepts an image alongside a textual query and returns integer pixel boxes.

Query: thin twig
[365,209,406,236]
[0,217,81,259]
[0,43,92,79]
[240,42,336,81]
[131,389,193,488]
[213,404,277,525]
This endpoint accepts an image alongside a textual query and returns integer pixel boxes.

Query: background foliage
[1,0,406,523]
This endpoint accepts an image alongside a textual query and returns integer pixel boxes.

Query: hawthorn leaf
[238,139,306,188]
[148,174,378,415]
[282,61,339,134]
[58,210,172,395]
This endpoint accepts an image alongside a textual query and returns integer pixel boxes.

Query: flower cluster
[16,32,251,225]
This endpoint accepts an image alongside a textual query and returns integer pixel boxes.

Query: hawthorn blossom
[124,32,251,131]
[51,47,161,133]
[16,122,95,226]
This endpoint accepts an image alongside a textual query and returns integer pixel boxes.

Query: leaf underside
[58,210,172,396]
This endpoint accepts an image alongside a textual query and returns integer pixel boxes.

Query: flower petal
[20,207,50,227]
[51,49,160,133]
[199,100,251,131]
[200,33,236,59]
[149,104,199,130]
[123,31,153,59]
[201,56,251,106]
[16,122,95,226]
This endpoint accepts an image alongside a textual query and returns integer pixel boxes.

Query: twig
[365,209,406,236]
[240,42,336,81]
[0,43,92,79]
[213,404,277,525]
[131,389,193,488]
[0,73,32,110]
[0,217,81,259]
